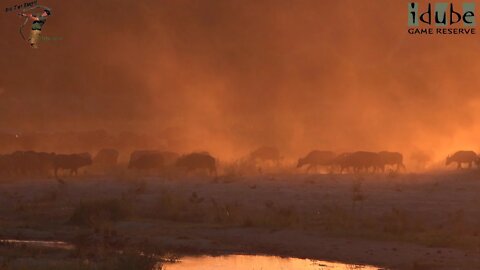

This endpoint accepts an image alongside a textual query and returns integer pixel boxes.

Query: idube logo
[408,2,476,35]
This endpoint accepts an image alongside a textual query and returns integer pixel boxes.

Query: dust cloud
[1,0,479,164]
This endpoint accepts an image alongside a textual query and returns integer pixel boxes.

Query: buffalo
[446,151,478,169]
[2,151,55,176]
[0,154,15,176]
[331,152,352,173]
[175,152,216,175]
[378,151,406,172]
[297,151,335,172]
[334,151,381,174]
[54,153,92,177]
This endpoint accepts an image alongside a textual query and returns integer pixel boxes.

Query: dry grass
[69,199,132,228]
[2,170,480,269]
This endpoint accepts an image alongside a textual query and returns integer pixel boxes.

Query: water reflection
[0,239,75,250]
[162,255,382,270]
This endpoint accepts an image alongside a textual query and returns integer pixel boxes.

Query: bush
[69,199,131,227]
[102,252,158,270]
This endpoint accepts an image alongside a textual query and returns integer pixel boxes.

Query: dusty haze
[1,0,479,163]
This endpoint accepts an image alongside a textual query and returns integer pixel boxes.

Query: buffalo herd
[297,150,405,173]
[0,150,217,178]
[0,147,478,178]
[0,151,92,177]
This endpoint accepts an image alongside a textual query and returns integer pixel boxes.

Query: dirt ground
[1,169,480,269]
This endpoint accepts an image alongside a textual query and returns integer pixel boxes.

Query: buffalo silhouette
[446,151,478,169]
[175,152,216,176]
[297,150,335,173]
[54,153,92,177]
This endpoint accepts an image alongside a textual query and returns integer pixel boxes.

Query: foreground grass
[0,245,159,270]
[1,170,480,269]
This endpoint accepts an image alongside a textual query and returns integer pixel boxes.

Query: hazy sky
[1,0,479,159]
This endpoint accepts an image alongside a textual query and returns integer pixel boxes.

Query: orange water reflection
[0,239,75,250]
[161,255,382,270]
